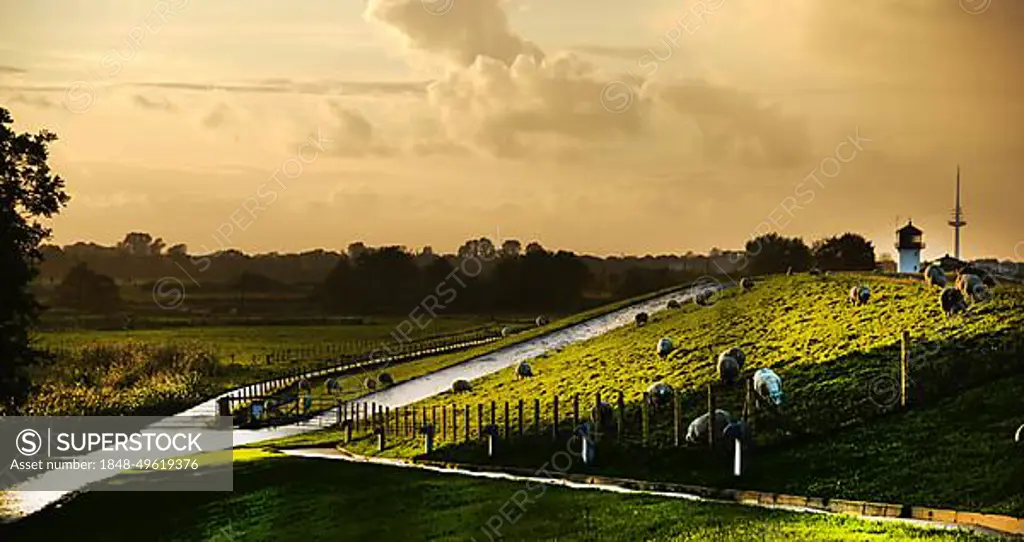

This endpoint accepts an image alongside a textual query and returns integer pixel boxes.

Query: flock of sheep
[436,264,1003,446]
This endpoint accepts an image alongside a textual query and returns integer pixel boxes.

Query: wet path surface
[3,289,688,519]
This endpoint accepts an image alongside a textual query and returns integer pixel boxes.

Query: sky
[1,0,1022,261]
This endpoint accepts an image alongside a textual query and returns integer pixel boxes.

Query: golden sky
[1,0,1022,260]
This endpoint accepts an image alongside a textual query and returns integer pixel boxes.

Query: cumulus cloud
[323,102,393,157]
[363,0,811,167]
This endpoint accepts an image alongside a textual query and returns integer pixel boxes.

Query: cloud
[0,65,26,75]
[363,0,811,167]
[365,0,544,67]
[569,45,656,60]
[132,94,177,112]
[201,102,233,130]
[131,79,427,97]
[8,93,55,109]
[323,102,393,157]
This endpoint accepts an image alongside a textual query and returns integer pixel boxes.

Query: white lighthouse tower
[895,220,925,274]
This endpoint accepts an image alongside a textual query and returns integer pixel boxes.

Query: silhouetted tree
[746,233,812,275]
[500,239,522,258]
[54,262,121,312]
[812,233,876,271]
[1,107,70,412]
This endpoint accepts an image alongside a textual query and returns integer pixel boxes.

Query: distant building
[876,259,897,273]
[924,254,967,272]
[895,221,925,273]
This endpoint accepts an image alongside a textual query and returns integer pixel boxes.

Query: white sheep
[535,316,549,326]
[924,265,947,288]
[849,285,871,306]
[956,273,989,302]
[753,368,785,407]
[363,377,378,391]
[740,278,754,291]
[686,409,732,444]
[516,361,533,379]
[657,337,674,358]
[501,326,511,337]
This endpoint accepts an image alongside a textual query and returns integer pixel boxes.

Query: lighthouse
[895,221,925,274]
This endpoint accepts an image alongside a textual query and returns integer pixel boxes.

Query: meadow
[286,274,1024,516]
[0,449,1000,541]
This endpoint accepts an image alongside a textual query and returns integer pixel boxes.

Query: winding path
[3,288,689,519]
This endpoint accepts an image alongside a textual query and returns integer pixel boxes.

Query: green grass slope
[0,450,999,541]
[323,274,1024,514]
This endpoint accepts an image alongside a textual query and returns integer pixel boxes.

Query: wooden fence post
[552,395,560,441]
[412,407,417,434]
[594,392,602,438]
[617,391,625,440]
[478,403,484,436]
[432,406,438,433]
[673,391,681,447]
[642,392,649,446]
[490,401,496,428]
[464,405,470,442]
[573,394,580,430]
[518,399,524,437]
[708,384,716,450]
[534,398,541,436]
[901,330,910,408]
[443,405,448,441]
[504,402,510,439]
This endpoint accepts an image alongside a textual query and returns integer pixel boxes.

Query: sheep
[325,378,343,395]
[667,299,681,309]
[378,372,394,387]
[451,379,473,393]
[686,409,732,444]
[635,312,649,327]
[694,288,715,307]
[740,278,754,291]
[535,316,549,326]
[940,287,968,317]
[717,347,746,385]
[956,273,989,302]
[501,326,511,337]
[924,265,947,288]
[808,268,822,276]
[590,401,615,432]
[516,361,533,379]
[849,285,871,306]
[646,382,675,408]
[657,337,674,358]
[753,368,785,407]
[363,377,378,391]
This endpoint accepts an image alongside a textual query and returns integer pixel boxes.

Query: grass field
[288,274,1024,516]
[0,450,999,541]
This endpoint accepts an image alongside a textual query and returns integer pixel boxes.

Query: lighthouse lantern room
[895,220,925,274]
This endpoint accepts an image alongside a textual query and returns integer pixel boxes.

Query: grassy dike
[314,274,1024,516]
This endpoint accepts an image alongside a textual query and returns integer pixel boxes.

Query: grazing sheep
[657,337,674,358]
[378,372,394,386]
[956,273,989,302]
[451,379,473,393]
[667,299,681,309]
[325,378,342,394]
[753,368,785,406]
[740,278,754,291]
[590,401,615,432]
[924,265,947,288]
[940,287,968,317]
[849,285,871,306]
[717,347,745,385]
[686,409,732,444]
[516,361,533,379]
[363,377,378,391]
[646,382,675,408]
[635,312,649,327]
[694,288,715,307]
[535,316,549,326]
[501,326,511,337]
